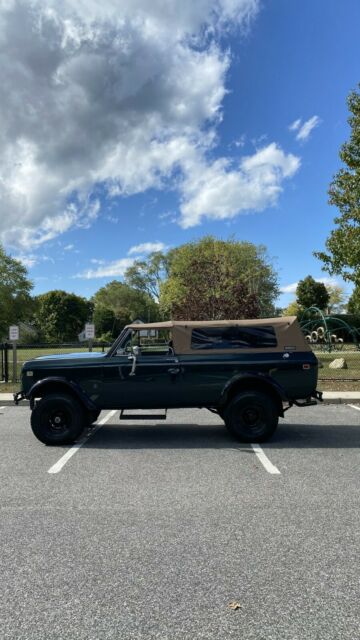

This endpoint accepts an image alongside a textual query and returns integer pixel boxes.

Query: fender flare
[220,373,289,415]
[26,377,97,411]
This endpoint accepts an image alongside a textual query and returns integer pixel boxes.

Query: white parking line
[48,410,117,475]
[251,443,281,475]
[0,406,5,411]
[348,404,360,412]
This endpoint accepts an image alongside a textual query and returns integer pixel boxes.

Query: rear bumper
[291,389,323,408]
[313,389,323,402]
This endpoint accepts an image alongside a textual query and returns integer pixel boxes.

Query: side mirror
[129,345,140,376]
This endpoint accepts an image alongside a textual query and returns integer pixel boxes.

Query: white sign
[9,325,19,341]
[85,323,95,340]
[139,329,158,337]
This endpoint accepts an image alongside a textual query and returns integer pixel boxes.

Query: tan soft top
[127,317,309,354]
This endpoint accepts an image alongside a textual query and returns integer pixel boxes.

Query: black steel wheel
[224,391,278,443]
[31,393,85,445]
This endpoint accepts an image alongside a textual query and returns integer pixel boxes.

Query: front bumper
[13,391,26,405]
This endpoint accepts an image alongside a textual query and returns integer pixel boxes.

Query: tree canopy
[347,285,360,314]
[282,300,302,317]
[34,290,92,342]
[124,252,168,302]
[296,276,330,311]
[326,284,347,314]
[160,236,279,320]
[92,281,159,330]
[315,85,360,284]
[0,244,33,339]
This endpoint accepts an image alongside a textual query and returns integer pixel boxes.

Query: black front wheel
[31,393,85,446]
[224,391,278,443]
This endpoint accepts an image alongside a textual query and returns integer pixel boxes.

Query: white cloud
[289,116,321,142]
[128,242,167,255]
[233,134,246,148]
[0,0,259,249]
[179,143,300,228]
[64,244,74,251]
[13,252,55,268]
[0,1,301,245]
[296,116,321,141]
[75,258,135,279]
[289,118,301,132]
[14,254,38,269]
[316,277,339,288]
[280,282,298,294]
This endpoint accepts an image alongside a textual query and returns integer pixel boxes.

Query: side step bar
[120,409,167,420]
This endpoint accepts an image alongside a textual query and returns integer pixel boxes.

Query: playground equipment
[299,307,360,352]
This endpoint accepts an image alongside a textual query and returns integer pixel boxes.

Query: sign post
[9,325,19,383]
[85,323,95,352]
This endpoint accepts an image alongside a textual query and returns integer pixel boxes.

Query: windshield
[107,327,174,357]
[106,327,131,357]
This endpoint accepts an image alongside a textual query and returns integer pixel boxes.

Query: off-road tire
[31,393,86,446]
[224,391,278,443]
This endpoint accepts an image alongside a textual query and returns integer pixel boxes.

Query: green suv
[15,317,322,445]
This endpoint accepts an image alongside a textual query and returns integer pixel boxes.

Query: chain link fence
[313,344,360,391]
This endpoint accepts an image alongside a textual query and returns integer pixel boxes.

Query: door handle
[168,367,180,375]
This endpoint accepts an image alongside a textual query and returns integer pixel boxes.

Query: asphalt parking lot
[1,404,360,640]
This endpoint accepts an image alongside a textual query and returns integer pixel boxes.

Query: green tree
[34,291,92,342]
[296,276,330,311]
[92,305,125,342]
[160,236,279,320]
[92,281,159,328]
[315,85,360,284]
[326,284,347,314]
[347,285,360,314]
[124,252,168,302]
[0,244,33,339]
[283,300,302,317]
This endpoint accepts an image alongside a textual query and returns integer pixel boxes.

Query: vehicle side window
[116,329,174,356]
[191,326,277,349]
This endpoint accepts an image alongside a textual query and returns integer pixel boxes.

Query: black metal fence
[0,343,9,382]
[1,341,360,386]
[1,342,111,383]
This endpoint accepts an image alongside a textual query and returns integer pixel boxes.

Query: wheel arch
[27,377,96,411]
[220,374,287,417]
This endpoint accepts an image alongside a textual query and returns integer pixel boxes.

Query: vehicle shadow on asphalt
[268,422,360,449]
[83,422,360,449]
[84,423,246,450]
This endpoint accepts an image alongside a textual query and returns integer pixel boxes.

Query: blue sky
[1,0,359,309]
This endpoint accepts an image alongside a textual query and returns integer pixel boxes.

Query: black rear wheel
[31,393,85,445]
[224,391,278,443]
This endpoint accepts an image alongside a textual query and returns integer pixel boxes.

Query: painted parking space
[1,404,360,477]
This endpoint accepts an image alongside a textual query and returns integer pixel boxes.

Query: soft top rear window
[191,326,277,350]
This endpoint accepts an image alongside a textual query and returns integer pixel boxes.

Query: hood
[35,352,106,361]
